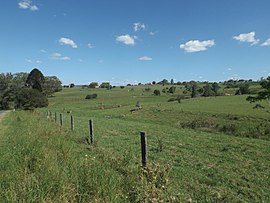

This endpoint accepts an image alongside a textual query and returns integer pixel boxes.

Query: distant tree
[100,82,110,88]
[89,82,99,88]
[15,88,48,110]
[235,83,250,95]
[70,83,75,88]
[43,76,62,96]
[25,68,45,92]
[168,86,176,94]
[247,76,270,107]
[191,84,198,98]
[170,79,174,85]
[144,87,151,92]
[85,93,98,100]
[202,84,215,97]
[153,89,161,96]
[120,86,125,89]
[152,81,156,85]
[158,79,169,86]
[212,82,220,96]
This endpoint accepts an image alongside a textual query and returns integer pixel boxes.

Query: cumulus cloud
[261,38,270,46]
[233,32,259,45]
[133,22,146,32]
[59,37,78,48]
[40,49,47,53]
[116,34,135,45]
[49,53,70,60]
[180,40,215,53]
[18,0,39,11]
[139,56,152,61]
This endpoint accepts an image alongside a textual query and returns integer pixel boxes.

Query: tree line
[0,68,62,110]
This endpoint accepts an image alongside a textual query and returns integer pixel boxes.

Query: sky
[0,0,270,85]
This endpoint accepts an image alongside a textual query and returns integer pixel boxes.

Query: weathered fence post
[60,113,63,127]
[140,131,147,168]
[54,112,57,123]
[49,111,52,120]
[71,116,74,131]
[89,119,93,144]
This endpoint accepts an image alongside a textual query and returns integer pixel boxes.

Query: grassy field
[1,85,270,202]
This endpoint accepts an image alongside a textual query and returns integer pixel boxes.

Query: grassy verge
[1,110,270,202]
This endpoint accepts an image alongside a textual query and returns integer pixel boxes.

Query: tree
[235,83,250,95]
[153,89,161,96]
[202,84,215,97]
[168,86,176,94]
[212,82,220,96]
[152,81,156,85]
[170,79,174,85]
[15,88,48,110]
[89,82,99,88]
[100,82,110,88]
[70,83,75,88]
[247,76,270,107]
[25,68,45,92]
[43,76,62,96]
[191,84,198,98]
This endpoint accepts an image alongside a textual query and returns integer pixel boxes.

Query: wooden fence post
[55,112,57,123]
[71,116,74,131]
[89,119,93,144]
[49,111,52,120]
[140,131,147,168]
[60,113,63,127]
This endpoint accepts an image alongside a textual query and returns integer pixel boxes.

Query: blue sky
[0,0,270,85]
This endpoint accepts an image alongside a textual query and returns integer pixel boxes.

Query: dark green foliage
[15,88,48,110]
[70,83,75,88]
[89,82,99,88]
[120,86,125,89]
[25,68,45,92]
[153,89,161,96]
[170,78,174,85]
[85,94,98,100]
[168,86,176,94]
[212,82,220,96]
[99,82,110,88]
[202,84,215,97]
[247,76,270,107]
[235,83,250,95]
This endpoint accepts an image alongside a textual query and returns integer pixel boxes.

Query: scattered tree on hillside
[170,79,174,85]
[212,82,220,96]
[168,86,176,94]
[247,76,270,107]
[100,82,110,89]
[235,83,250,95]
[70,83,75,88]
[202,84,215,97]
[89,82,99,88]
[153,89,161,96]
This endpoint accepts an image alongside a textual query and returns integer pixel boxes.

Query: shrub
[153,89,161,96]
[85,94,98,100]
[168,86,176,94]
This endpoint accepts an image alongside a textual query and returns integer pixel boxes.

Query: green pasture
[1,85,270,202]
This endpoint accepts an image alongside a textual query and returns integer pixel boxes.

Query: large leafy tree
[247,76,270,107]
[43,76,62,96]
[25,68,45,92]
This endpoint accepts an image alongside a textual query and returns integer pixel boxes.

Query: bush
[85,94,98,100]
[153,89,160,96]
[15,88,48,110]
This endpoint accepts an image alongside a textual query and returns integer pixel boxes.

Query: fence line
[41,111,148,167]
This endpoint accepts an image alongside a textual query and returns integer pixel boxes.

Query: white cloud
[180,40,215,53]
[49,53,70,61]
[261,38,270,46]
[139,56,152,61]
[87,43,95,48]
[116,34,135,45]
[59,37,78,48]
[18,0,39,11]
[233,32,259,45]
[149,32,155,36]
[36,60,42,64]
[40,49,47,53]
[133,22,146,32]
[228,68,232,71]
